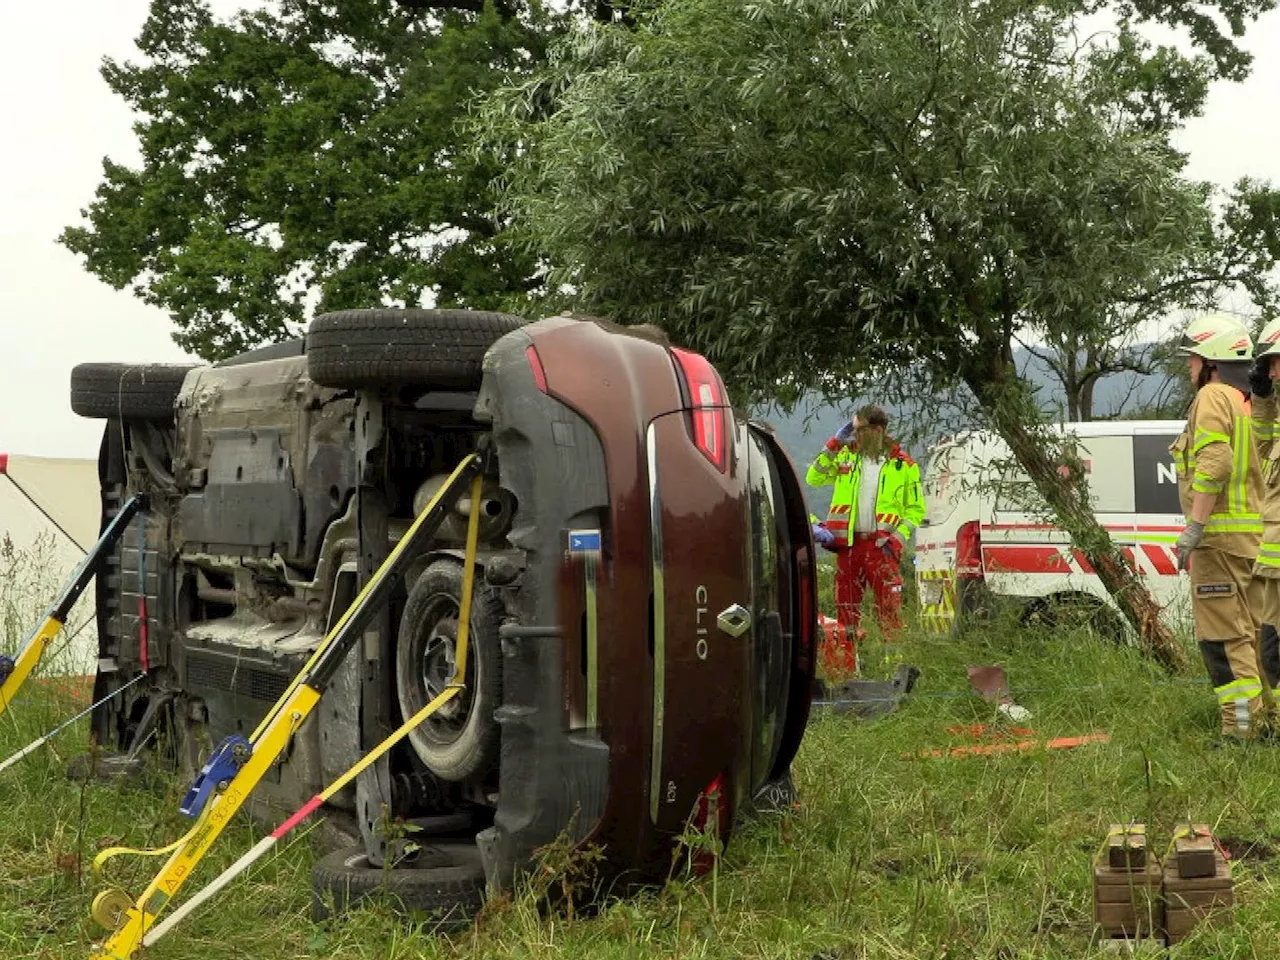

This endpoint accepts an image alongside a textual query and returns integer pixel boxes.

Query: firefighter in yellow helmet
[1172,313,1266,740]
[1248,316,1280,706]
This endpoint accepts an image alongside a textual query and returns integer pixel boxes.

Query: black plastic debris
[811,663,921,719]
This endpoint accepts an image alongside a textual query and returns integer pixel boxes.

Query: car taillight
[956,520,983,579]
[671,347,728,472]
[526,344,549,394]
[690,771,727,874]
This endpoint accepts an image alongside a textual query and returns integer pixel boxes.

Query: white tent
[0,453,101,676]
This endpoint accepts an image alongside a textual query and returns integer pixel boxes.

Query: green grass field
[1,562,1278,960]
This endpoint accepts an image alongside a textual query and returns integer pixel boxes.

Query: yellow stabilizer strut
[0,617,64,720]
[92,686,320,959]
[89,466,484,959]
[92,455,479,874]
[0,494,145,721]
[136,473,486,951]
[249,454,482,743]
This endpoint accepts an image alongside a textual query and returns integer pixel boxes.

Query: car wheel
[69,363,196,422]
[310,840,487,924]
[396,560,502,783]
[306,308,525,390]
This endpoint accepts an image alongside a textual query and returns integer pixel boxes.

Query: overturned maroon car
[70,308,817,920]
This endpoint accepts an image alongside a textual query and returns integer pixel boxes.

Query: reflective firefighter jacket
[1170,382,1264,560]
[806,442,925,548]
[1252,391,1280,576]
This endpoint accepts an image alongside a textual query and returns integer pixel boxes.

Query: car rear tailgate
[645,409,753,836]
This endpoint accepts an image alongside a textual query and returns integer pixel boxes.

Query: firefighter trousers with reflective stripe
[1249,578,1280,725]
[835,537,903,635]
[1191,546,1264,737]
[1260,623,1280,692]
[1199,639,1265,738]
[1257,577,1280,648]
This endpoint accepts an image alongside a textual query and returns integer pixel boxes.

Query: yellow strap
[1163,824,1209,860]
[1107,825,1145,838]
[248,454,479,743]
[89,463,484,959]
[322,472,482,802]
[89,461,475,872]
[1097,823,1145,861]
[93,828,200,876]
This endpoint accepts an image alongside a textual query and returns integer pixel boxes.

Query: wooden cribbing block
[1093,854,1163,938]
[1163,844,1232,945]
[1172,824,1216,879]
[1106,824,1147,869]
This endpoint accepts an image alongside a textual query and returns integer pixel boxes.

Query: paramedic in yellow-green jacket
[1172,313,1266,741]
[807,404,924,638]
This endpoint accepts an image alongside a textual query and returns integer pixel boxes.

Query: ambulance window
[992,463,1039,514]
[923,443,965,524]
[1132,434,1181,514]
[1079,436,1134,513]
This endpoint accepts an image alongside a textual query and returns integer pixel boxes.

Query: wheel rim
[401,593,478,747]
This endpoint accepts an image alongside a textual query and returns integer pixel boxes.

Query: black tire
[395,560,503,783]
[306,308,525,390]
[70,363,196,421]
[311,841,487,924]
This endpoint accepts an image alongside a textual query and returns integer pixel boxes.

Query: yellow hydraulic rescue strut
[135,466,486,950]
[0,494,145,721]
[88,455,484,959]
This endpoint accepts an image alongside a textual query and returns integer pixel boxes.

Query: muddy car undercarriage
[78,311,533,904]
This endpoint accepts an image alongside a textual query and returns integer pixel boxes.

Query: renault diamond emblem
[716,603,751,638]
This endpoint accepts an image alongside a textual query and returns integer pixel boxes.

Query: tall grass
[0,550,1271,959]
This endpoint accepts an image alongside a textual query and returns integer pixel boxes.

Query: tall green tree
[1031,31,1280,425]
[60,0,566,360]
[481,0,1280,669]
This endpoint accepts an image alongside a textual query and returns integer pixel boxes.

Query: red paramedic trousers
[834,533,903,636]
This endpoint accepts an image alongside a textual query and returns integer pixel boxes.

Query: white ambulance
[913,420,1193,637]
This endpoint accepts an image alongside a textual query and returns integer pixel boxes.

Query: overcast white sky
[1,2,1278,459]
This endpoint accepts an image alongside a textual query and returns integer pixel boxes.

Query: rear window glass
[746,429,793,786]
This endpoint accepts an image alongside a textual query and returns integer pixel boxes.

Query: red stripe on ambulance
[1140,543,1178,576]
[981,546,1072,574]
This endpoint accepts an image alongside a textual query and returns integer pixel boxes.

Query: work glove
[1252,357,1274,398]
[813,524,835,549]
[834,421,857,447]
[876,529,906,558]
[1175,520,1204,572]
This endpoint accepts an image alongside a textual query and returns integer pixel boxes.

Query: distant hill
[750,345,1176,520]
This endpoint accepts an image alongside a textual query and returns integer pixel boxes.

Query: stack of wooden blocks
[1093,824,1163,939]
[1091,823,1235,946]
[1164,823,1234,945]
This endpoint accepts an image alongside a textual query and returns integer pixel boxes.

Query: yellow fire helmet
[1256,317,1280,359]
[1177,312,1253,362]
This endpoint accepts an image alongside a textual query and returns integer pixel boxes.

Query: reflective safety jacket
[806,441,925,548]
[1170,382,1264,560]
[1252,391,1280,576]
